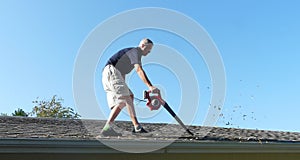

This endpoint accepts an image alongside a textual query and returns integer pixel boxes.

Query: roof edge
[1,138,300,154]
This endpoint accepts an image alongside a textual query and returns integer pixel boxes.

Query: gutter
[1,138,300,154]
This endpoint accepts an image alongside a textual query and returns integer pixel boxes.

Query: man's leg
[106,102,125,125]
[101,103,125,136]
[124,95,139,127]
[124,95,148,133]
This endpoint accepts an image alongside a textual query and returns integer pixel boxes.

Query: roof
[1,116,300,154]
[1,116,300,142]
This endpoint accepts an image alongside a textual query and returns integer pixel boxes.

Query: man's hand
[149,86,160,93]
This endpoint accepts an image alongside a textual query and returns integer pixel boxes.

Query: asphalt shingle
[1,116,300,143]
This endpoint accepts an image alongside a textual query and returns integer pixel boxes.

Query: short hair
[139,38,153,46]
[145,38,153,44]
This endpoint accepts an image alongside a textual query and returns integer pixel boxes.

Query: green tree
[0,113,9,116]
[12,108,28,117]
[31,95,80,119]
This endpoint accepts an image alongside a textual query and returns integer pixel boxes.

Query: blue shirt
[105,47,143,75]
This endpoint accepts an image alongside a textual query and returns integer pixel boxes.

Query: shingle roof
[1,116,300,143]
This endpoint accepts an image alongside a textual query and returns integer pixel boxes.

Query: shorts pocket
[111,79,130,95]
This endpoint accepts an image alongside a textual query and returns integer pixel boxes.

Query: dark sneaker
[132,127,153,137]
[101,128,122,137]
[132,126,148,133]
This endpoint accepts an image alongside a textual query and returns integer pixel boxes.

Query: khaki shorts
[102,65,133,109]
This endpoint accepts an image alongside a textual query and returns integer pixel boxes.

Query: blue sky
[1,0,300,132]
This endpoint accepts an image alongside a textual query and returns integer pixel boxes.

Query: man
[101,38,160,136]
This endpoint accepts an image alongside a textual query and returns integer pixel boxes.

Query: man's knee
[120,95,131,100]
[119,95,134,106]
[111,102,126,110]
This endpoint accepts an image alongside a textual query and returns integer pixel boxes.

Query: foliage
[0,113,9,116]
[31,95,80,119]
[12,108,28,117]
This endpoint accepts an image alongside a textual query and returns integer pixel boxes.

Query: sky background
[1,0,300,132]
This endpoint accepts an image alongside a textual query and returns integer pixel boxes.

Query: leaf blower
[143,90,194,136]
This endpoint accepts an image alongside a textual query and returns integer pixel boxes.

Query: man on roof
[101,38,160,136]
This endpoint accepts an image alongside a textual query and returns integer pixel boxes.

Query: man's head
[138,38,153,56]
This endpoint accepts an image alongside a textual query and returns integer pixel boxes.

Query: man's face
[142,43,153,56]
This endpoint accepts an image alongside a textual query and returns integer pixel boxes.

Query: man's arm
[134,64,157,92]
